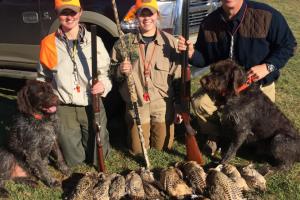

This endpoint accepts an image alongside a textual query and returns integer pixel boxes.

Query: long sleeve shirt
[191,0,297,85]
[37,26,111,106]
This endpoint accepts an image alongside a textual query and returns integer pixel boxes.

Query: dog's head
[200,59,246,97]
[17,80,58,115]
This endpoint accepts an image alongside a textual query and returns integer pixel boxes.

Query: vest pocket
[152,62,171,96]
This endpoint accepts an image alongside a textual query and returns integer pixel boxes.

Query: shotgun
[181,0,204,165]
[91,25,106,172]
[111,0,151,169]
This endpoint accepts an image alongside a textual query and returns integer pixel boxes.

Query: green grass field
[0,0,299,199]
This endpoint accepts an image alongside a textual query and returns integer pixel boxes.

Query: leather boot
[151,122,174,150]
[128,123,150,155]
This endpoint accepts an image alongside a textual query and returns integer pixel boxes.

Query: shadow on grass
[0,96,18,147]
[61,172,85,199]
[0,78,25,147]
[103,83,129,151]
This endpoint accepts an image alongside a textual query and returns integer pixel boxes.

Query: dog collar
[33,113,43,120]
[235,76,255,94]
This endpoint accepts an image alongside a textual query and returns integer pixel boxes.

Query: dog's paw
[59,165,71,176]
[220,150,236,164]
[14,178,39,188]
[275,163,292,171]
[220,157,230,164]
[51,180,61,188]
[26,179,39,188]
[47,179,61,188]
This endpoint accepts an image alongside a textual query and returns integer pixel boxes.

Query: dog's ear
[231,65,246,94]
[17,81,34,114]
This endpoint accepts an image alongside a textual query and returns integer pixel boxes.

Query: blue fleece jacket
[191,0,297,85]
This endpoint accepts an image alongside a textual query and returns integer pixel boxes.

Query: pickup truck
[0,0,220,79]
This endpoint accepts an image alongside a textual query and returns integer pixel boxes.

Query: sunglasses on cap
[59,8,80,16]
[136,8,157,17]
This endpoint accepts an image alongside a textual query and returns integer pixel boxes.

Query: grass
[0,0,300,199]
[242,1,300,199]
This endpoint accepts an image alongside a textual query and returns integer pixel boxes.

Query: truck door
[39,0,56,37]
[0,0,41,68]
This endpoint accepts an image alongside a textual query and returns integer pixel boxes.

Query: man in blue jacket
[178,0,297,153]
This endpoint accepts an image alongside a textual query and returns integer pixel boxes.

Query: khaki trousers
[191,82,275,136]
[57,101,110,169]
[126,98,174,155]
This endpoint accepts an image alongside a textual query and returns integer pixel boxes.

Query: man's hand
[91,80,105,95]
[119,57,132,76]
[247,64,270,81]
[174,104,183,124]
[174,113,183,124]
[177,35,195,59]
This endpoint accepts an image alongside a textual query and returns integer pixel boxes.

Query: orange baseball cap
[55,0,81,14]
[135,0,158,14]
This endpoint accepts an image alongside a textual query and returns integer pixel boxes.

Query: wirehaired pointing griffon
[0,80,69,198]
[200,59,300,169]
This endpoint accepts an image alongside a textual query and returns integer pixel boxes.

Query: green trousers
[57,100,110,169]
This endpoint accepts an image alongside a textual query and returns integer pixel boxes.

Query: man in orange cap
[111,0,182,155]
[37,0,111,169]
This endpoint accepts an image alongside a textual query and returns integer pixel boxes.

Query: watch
[266,63,276,72]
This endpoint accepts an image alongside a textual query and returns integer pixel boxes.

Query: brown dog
[200,59,300,169]
[0,80,69,198]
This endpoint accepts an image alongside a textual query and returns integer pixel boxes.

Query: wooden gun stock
[181,0,204,165]
[91,25,106,172]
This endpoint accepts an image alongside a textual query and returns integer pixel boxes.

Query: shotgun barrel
[111,0,151,169]
[91,24,106,172]
[181,0,204,165]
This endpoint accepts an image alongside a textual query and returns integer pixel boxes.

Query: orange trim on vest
[39,33,58,70]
